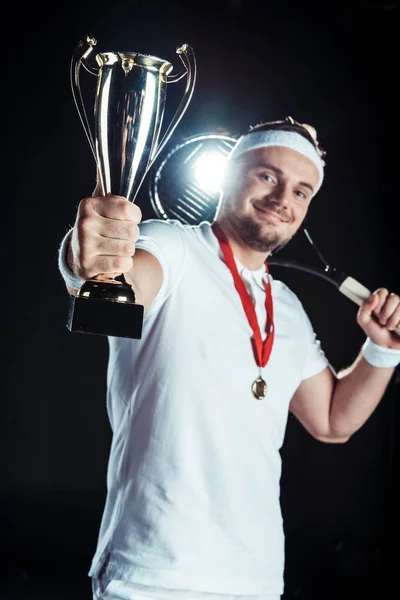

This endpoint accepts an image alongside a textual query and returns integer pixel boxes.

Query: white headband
[227,130,324,195]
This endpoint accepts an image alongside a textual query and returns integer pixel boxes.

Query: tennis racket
[269,229,400,337]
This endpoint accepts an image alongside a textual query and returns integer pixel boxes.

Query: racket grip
[339,276,400,337]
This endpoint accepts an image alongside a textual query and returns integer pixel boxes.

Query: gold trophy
[67,35,196,339]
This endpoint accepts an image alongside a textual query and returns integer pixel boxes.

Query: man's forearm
[328,351,395,438]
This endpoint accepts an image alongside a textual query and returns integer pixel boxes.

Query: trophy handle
[70,35,99,162]
[148,44,197,169]
[70,36,133,291]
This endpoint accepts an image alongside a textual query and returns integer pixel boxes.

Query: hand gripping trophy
[67,35,196,339]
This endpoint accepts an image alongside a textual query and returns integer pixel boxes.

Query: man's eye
[295,190,306,198]
[262,174,274,182]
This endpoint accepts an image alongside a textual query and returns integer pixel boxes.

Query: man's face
[219,145,321,253]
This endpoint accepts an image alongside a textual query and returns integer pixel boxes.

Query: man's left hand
[357,288,400,350]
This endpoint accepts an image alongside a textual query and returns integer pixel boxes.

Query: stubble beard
[227,210,294,253]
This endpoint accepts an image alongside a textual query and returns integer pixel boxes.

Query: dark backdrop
[2,1,400,598]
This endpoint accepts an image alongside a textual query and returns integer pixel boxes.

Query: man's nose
[266,182,290,207]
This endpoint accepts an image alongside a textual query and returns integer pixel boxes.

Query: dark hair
[244,116,326,165]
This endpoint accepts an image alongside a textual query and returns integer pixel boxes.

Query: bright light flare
[193,151,228,193]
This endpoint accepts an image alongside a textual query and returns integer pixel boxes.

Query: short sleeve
[300,308,330,380]
[135,219,187,309]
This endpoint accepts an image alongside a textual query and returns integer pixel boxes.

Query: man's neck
[214,218,270,270]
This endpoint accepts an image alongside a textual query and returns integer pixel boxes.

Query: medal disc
[252,376,267,399]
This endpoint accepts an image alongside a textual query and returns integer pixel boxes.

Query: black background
[2,1,400,598]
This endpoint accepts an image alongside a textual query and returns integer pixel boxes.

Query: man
[58,117,400,600]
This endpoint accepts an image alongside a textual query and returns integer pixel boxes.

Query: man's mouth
[253,205,286,223]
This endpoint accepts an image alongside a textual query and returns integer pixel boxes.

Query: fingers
[371,288,389,318]
[78,196,140,237]
[371,288,400,331]
[86,194,142,223]
[71,193,142,280]
[84,254,135,278]
[74,231,137,280]
[93,236,136,258]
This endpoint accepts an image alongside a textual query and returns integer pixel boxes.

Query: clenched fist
[357,288,400,350]
[68,191,142,281]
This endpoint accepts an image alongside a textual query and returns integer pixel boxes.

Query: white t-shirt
[87,219,329,595]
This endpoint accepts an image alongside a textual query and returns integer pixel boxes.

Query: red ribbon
[212,222,275,369]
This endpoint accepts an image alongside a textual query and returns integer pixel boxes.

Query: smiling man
[58,117,400,600]
[216,130,321,262]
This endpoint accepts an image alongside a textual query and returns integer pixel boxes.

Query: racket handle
[339,276,400,337]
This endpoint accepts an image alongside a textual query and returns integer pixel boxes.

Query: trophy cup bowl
[67,35,196,339]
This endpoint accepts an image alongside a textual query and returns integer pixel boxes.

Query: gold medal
[252,376,267,400]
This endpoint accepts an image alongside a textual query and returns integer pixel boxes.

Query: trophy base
[67,295,144,339]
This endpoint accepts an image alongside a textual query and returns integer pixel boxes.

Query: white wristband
[362,337,400,369]
[58,229,85,291]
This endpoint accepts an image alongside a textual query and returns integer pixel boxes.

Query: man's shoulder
[139,217,185,233]
[139,218,212,241]
[271,276,304,310]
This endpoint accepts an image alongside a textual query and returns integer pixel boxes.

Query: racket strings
[149,134,236,224]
